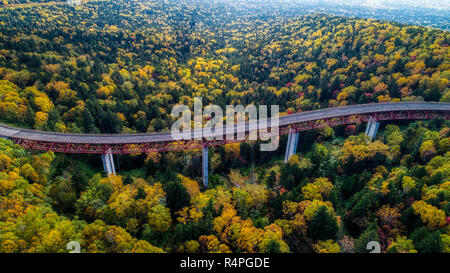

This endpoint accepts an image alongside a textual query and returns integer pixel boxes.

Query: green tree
[164,181,190,214]
[307,206,338,241]
[267,170,277,189]
[410,227,442,253]
[354,225,379,253]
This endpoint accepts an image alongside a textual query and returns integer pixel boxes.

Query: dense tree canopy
[0,0,448,253]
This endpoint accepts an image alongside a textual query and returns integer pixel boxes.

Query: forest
[0,0,448,253]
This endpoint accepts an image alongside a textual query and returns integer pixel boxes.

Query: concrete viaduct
[1,102,449,187]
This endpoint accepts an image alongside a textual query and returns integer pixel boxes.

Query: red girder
[10,110,450,154]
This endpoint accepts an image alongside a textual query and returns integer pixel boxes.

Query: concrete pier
[202,146,209,188]
[284,131,299,163]
[365,120,380,141]
[102,148,116,175]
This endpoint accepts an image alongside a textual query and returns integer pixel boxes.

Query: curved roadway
[0,102,449,146]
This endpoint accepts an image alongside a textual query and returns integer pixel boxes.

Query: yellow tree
[301,177,333,201]
[411,200,446,229]
[147,204,172,232]
[313,240,341,253]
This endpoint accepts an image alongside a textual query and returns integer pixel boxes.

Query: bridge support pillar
[284,131,299,163]
[365,120,380,141]
[102,149,116,176]
[202,146,208,188]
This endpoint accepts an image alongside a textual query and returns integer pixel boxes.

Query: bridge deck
[0,102,449,145]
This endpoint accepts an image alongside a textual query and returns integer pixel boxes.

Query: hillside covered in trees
[0,0,448,253]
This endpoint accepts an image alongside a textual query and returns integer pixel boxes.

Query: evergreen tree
[267,170,277,189]
[411,227,442,253]
[266,240,281,253]
[164,181,190,214]
[307,206,338,241]
[354,224,379,253]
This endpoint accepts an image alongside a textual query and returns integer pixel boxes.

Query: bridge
[1,102,449,187]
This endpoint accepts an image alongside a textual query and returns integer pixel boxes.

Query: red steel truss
[9,110,450,154]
